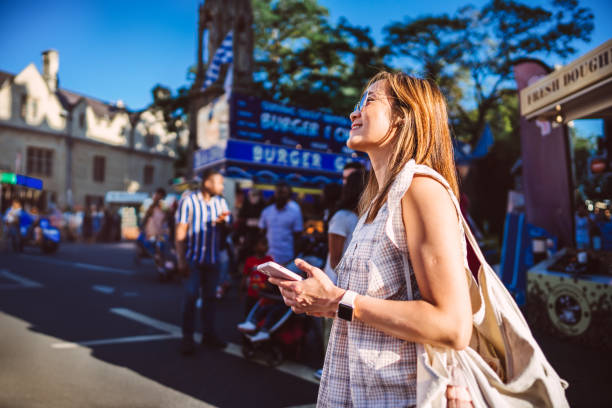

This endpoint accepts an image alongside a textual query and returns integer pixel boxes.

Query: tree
[384,14,469,110]
[384,0,593,144]
[330,17,392,115]
[454,0,594,143]
[251,2,391,114]
[251,0,344,109]
[383,0,593,241]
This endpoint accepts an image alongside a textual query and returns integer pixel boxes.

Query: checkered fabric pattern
[317,160,468,407]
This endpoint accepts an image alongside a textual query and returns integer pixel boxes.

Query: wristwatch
[337,290,358,322]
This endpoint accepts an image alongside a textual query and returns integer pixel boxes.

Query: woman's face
[347,80,394,153]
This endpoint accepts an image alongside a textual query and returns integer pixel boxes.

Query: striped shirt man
[176,192,230,264]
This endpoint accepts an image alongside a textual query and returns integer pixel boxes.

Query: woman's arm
[273,176,472,350]
[328,233,346,270]
[354,175,472,349]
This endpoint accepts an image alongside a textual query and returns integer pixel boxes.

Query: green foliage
[251,1,391,114]
[251,0,342,109]
[382,0,593,239]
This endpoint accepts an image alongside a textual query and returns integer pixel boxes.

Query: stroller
[238,256,323,367]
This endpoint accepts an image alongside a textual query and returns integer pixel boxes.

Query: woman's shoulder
[402,174,454,210]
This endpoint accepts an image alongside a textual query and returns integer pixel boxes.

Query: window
[93,156,106,183]
[143,165,154,185]
[144,133,156,148]
[20,95,27,119]
[79,113,85,128]
[26,147,53,176]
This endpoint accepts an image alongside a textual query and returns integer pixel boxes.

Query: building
[0,50,186,211]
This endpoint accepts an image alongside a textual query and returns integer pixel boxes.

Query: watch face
[338,303,353,321]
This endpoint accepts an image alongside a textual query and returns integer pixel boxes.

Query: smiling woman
[270,70,569,408]
[270,71,474,407]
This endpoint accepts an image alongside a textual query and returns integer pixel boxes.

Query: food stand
[515,39,612,348]
[104,191,149,240]
[193,92,367,214]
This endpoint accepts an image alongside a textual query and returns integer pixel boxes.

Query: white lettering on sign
[249,143,325,170]
[264,148,276,164]
[253,145,263,162]
[334,156,347,172]
[260,112,320,138]
[289,150,300,167]
[302,151,311,168]
[334,127,350,143]
[277,149,288,165]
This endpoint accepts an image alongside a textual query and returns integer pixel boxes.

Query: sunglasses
[354,90,369,113]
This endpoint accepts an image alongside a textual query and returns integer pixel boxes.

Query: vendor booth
[193,92,367,215]
[515,39,612,348]
[104,191,149,240]
[1,172,45,214]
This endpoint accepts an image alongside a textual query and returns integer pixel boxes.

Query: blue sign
[194,140,364,176]
[226,139,360,174]
[230,93,354,154]
[193,145,225,170]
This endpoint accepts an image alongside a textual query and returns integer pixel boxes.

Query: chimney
[42,49,59,92]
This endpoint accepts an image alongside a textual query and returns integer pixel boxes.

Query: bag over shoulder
[387,160,569,408]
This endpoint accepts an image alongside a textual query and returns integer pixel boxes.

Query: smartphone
[257,261,303,281]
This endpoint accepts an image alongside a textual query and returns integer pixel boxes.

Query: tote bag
[405,165,569,408]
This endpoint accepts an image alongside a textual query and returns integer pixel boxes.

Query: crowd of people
[170,163,366,356]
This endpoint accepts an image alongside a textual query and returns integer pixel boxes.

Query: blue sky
[0,0,610,118]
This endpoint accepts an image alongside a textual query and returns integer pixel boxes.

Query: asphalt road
[1,241,611,407]
[0,242,321,408]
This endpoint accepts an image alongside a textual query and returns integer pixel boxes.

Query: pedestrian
[142,188,168,272]
[237,188,266,262]
[270,71,474,407]
[175,169,231,354]
[3,200,24,250]
[258,182,303,266]
[341,161,365,185]
[314,169,366,380]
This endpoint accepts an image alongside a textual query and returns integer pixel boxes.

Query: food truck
[193,92,367,216]
[514,39,612,348]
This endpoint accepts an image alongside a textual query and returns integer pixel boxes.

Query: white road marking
[0,269,43,289]
[92,285,115,294]
[110,308,319,385]
[110,308,182,335]
[52,334,178,349]
[52,307,319,385]
[123,291,139,297]
[19,255,134,275]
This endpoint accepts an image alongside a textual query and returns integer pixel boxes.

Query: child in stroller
[237,235,307,366]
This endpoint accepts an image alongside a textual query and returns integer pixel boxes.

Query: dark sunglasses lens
[358,91,369,111]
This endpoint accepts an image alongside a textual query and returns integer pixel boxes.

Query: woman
[270,71,473,407]
[323,170,365,284]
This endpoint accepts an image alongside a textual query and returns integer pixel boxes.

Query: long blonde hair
[358,71,460,223]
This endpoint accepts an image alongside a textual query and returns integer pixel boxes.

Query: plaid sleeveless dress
[317,160,469,407]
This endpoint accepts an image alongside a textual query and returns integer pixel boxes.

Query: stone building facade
[0,50,186,210]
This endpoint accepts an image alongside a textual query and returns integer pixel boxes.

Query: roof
[0,70,15,86]
[0,67,133,120]
[57,88,129,118]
